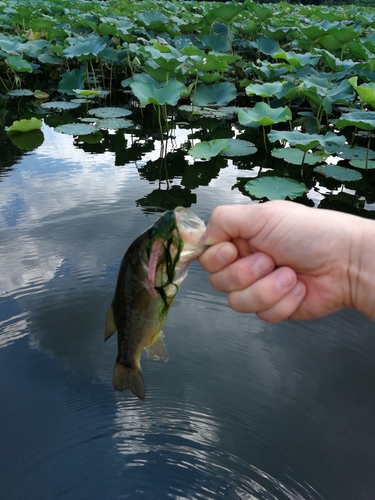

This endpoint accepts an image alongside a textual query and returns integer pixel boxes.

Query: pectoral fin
[145,331,169,361]
[104,303,117,341]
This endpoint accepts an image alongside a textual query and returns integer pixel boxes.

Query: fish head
[174,207,206,245]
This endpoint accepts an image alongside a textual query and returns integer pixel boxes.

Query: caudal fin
[113,361,145,400]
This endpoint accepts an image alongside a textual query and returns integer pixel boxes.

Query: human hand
[199,201,374,322]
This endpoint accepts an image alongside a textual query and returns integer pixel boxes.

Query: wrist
[349,217,375,320]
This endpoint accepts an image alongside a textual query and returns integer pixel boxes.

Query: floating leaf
[349,159,375,170]
[271,148,326,165]
[239,103,292,127]
[88,107,132,118]
[41,101,81,110]
[7,117,42,134]
[34,90,49,99]
[95,118,133,129]
[54,123,99,135]
[268,130,347,152]
[189,139,230,159]
[245,176,307,201]
[7,89,34,97]
[314,165,362,182]
[220,139,257,157]
[339,146,375,161]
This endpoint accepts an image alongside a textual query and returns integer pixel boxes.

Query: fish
[104,207,208,400]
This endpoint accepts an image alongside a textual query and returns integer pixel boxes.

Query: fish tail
[113,361,145,400]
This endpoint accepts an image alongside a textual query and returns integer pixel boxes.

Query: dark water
[1,124,375,499]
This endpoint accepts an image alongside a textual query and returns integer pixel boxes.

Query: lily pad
[95,118,133,129]
[338,146,375,160]
[314,165,362,182]
[189,139,230,159]
[7,89,34,97]
[349,159,375,170]
[271,148,327,165]
[245,176,307,201]
[41,101,81,110]
[54,123,99,135]
[268,130,347,153]
[88,107,132,119]
[220,139,257,157]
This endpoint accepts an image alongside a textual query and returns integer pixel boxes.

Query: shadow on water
[1,111,375,499]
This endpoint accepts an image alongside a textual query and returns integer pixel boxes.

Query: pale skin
[198,201,375,323]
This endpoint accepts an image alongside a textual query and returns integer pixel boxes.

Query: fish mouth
[174,207,207,245]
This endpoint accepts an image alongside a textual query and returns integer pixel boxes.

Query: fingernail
[199,231,207,244]
[275,269,295,290]
[254,255,273,274]
[292,282,305,296]
[216,245,235,263]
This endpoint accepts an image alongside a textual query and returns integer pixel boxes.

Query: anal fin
[104,303,117,341]
[145,331,169,361]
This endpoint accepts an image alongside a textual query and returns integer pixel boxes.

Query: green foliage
[1,0,375,204]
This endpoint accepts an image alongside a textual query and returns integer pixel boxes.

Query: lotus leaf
[88,108,132,119]
[63,34,106,59]
[245,82,284,98]
[192,82,236,107]
[55,123,99,135]
[95,118,133,130]
[245,176,307,201]
[59,67,86,94]
[8,89,34,97]
[336,112,375,131]
[7,117,42,134]
[6,55,33,72]
[131,79,186,107]
[268,130,347,152]
[314,165,362,182]
[349,160,375,170]
[7,130,44,151]
[189,139,230,160]
[239,103,292,128]
[219,139,257,157]
[348,77,375,108]
[271,148,326,165]
[41,101,81,110]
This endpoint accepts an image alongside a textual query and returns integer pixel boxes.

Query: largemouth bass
[105,207,207,400]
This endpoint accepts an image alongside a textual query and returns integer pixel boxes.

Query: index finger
[202,204,262,245]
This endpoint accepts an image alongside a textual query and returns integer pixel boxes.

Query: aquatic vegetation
[1,0,375,208]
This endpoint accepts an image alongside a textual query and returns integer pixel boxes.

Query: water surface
[1,124,375,499]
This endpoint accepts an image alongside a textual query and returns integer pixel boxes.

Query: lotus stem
[90,60,97,89]
[366,132,372,170]
[262,126,268,153]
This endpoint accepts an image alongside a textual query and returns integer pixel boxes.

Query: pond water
[1,123,375,500]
